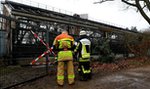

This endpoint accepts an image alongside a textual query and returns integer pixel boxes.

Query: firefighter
[74,30,92,81]
[52,30,75,86]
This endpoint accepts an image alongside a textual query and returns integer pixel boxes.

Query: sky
[5,0,150,31]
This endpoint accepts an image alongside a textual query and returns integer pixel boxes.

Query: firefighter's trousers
[78,61,92,81]
[57,60,75,85]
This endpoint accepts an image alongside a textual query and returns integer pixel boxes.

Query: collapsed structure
[0,0,138,59]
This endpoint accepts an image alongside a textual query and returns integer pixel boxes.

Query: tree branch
[135,0,150,24]
[142,4,147,9]
[122,0,137,7]
[93,0,114,4]
[144,0,150,11]
[93,0,150,25]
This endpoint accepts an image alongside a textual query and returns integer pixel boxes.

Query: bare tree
[94,0,150,25]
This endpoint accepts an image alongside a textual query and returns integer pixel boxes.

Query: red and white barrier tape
[30,30,56,65]
[31,30,49,48]
[30,50,50,65]
[30,30,56,56]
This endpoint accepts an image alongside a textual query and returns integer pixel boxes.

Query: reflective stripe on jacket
[80,38,91,59]
[53,33,74,61]
[53,33,74,50]
[57,51,73,61]
[74,37,91,62]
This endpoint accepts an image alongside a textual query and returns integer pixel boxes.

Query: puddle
[100,74,141,83]
[101,75,129,82]
[125,72,144,77]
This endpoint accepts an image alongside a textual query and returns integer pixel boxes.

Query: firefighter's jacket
[53,32,74,61]
[74,36,91,62]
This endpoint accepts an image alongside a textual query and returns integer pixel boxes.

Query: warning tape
[30,50,49,65]
[30,30,48,48]
[30,30,56,55]
[30,30,56,65]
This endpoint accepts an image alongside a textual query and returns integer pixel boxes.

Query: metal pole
[45,28,49,74]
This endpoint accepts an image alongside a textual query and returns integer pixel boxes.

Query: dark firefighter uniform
[53,30,75,85]
[74,30,92,81]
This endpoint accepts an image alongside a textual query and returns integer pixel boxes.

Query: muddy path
[11,65,150,89]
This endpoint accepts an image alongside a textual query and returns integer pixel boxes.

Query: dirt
[11,62,150,89]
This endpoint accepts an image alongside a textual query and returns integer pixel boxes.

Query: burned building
[0,0,139,59]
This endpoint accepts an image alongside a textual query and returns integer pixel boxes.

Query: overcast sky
[9,0,150,30]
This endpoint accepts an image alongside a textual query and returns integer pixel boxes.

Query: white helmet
[79,30,86,36]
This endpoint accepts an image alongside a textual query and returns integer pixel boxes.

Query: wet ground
[12,65,150,89]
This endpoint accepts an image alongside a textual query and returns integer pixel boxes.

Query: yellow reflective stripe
[81,66,91,74]
[58,39,73,49]
[82,53,90,58]
[57,51,73,61]
[58,38,74,41]
[82,44,90,59]
[79,58,90,62]
[79,60,90,62]
[57,76,64,80]
[74,43,80,52]
[68,75,75,79]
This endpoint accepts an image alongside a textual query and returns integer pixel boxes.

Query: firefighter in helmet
[74,30,92,81]
[52,30,75,86]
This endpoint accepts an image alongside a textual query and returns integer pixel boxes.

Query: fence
[0,14,57,89]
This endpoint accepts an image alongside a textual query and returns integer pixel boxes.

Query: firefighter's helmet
[79,30,86,36]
